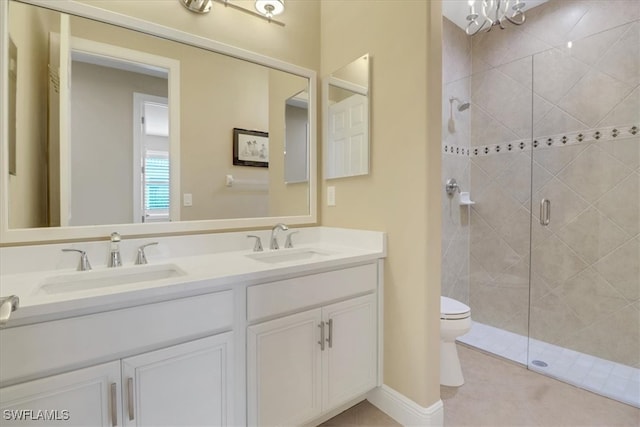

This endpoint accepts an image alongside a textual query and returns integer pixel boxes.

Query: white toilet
[440,296,471,387]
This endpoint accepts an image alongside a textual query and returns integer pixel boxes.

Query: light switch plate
[183,193,193,207]
[327,186,336,206]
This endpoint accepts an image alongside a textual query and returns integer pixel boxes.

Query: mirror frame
[0,0,317,244]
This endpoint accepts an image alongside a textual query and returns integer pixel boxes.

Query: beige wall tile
[442,17,471,84]
[595,172,640,236]
[565,305,640,368]
[531,234,588,287]
[534,106,588,136]
[595,22,640,86]
[557,69,634,127]
[564,22,628,66]
[533,48,589,104]
[471,229,521,279]
[530,290,587,344]
[521,0,592,48]
[470,105,521,146]
[598,87,640,128]
[567,0,640,44]
[473,181,522,231]
[533,177,589,233]
[452,0,640,369]
[557,207,631,264]
[558,268,629,324]
[593,237,640,301]
[533,143,588,175]
[497,206,532,257]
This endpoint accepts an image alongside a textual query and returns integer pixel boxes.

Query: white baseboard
[367,385,444,427]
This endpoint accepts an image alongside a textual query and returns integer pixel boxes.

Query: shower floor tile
[458,321,640,408]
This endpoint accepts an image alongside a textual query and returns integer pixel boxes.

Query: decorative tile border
[442,124,639,157]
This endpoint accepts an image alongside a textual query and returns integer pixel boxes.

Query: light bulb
[255,0,284,18]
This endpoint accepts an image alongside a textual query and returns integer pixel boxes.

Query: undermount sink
[246,248,334,264]
[38,264,187,295]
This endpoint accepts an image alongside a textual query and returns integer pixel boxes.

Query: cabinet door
[122,333,233,427]
[323,294,377,410]
[247,309,323,427]
[0,361,121,427]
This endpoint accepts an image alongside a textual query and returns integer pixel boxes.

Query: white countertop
[0,228,386,326]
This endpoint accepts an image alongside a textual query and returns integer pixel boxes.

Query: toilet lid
[441,296,470,319]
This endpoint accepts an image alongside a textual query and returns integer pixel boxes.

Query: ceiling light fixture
[255,0,284,19]
[179,0,213,14]
[466,0,526,35]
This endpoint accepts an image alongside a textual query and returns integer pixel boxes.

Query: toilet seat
[441,296,470,320]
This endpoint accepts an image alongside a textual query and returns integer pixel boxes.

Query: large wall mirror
[323,54,370,180]
[0,0,317,243]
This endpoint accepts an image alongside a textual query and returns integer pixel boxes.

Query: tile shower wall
[467,0,639,367]
[441,17,471,305]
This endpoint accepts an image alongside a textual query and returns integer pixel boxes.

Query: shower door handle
[540,199,551,226]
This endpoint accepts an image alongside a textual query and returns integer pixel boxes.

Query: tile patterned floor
[460,321,640,407]
[322,345,639,426]
[318,400,400,426]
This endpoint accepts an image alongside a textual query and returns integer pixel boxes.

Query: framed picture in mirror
[233,128,269,167]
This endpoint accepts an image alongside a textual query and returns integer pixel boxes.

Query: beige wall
[320,1,442,408]
[7,2,56,228]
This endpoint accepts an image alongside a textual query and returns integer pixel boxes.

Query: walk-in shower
[442,0,639,408]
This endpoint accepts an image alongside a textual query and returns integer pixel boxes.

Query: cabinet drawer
[247,263,377,322]
[0,290,233,385]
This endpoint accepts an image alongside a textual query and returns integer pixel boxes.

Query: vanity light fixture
[465,0,526,35]
[255,0,284,19]
[179,0,213,14]
[179,0,285,26]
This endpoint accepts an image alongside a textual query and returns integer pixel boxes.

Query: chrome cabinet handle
[540,199,551,226]
[326,318,333,348]
[110,382,118,427]
[127,377,135,421]
[318,321,325,351]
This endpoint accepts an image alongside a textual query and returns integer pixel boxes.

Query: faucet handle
[247,235,263,252]
[62,249,92,271]
[135,242,159,265]
[284,231,299,249]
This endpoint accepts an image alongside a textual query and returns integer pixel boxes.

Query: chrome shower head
[449,96,470,112]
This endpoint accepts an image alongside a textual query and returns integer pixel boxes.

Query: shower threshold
[458,321,640,408]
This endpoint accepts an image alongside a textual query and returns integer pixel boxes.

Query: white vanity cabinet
[0,361,121,427]
[122,333,233,427]
[0,334,232,427]
[0,290,235,427]
[246,264,379,426]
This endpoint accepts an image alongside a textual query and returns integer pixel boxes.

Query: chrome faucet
[108,232,122,267]
[270,223,289,250]
[0,295,19,326]
[62,248,92,271]
[135,242,159,265]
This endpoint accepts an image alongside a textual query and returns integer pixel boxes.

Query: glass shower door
[529,24,640,407]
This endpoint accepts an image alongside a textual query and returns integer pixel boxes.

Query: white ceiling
[442,0,550,32]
